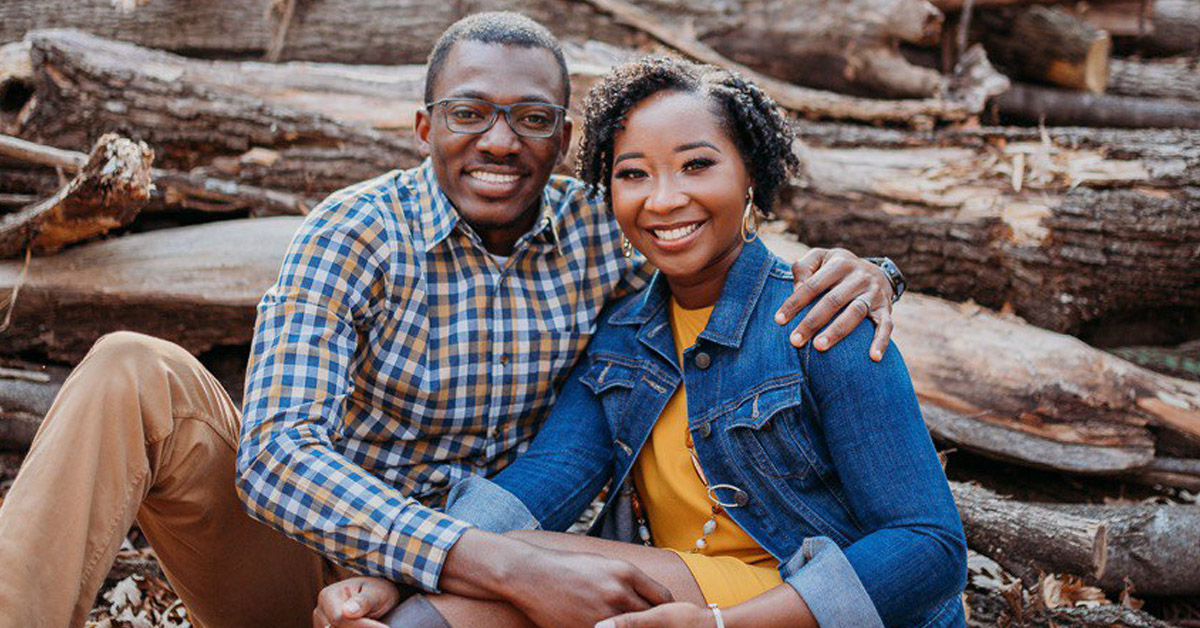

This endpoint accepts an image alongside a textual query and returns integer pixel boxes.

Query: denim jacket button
[698,423,711,438]
[734,491,750,507]
[695,352,712,369]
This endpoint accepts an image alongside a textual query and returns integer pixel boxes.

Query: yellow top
[631,298,782,606]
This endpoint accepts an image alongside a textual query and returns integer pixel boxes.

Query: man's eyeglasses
[426,97,567,139]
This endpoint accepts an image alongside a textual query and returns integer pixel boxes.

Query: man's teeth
[471,171,520,184]
[653,223,701,242]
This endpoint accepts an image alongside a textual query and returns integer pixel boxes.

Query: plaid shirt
[236,161,647,591]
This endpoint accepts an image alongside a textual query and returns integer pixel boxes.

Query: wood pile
[1,1,1198,626]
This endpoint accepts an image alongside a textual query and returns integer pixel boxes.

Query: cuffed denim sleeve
[802,318,968,626]
[782,537,884,628]
[444,475,541,533]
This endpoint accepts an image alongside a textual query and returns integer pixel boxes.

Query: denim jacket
[446,239,967,628]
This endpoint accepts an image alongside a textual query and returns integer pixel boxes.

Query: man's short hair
[424,12,571,106]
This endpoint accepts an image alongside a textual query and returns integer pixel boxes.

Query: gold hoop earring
[741,187,759,243]
[621,234,634,258]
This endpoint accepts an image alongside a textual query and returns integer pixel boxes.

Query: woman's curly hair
[577,56,799,215]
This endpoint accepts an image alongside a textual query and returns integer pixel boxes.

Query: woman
[317,56,966,628]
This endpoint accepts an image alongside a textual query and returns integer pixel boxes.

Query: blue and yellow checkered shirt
[237,161,647,591]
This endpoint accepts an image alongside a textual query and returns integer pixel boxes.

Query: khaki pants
[0,332,348,628]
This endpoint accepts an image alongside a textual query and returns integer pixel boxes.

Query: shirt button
[499,354,510,366]
[487,425,500,439]
[697,423,711,438]
[695,352,712,369]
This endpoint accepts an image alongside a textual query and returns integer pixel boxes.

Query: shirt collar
[412,159,561,254]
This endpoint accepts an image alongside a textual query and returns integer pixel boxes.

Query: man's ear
[555,117,574,166]
[415,108,432,157]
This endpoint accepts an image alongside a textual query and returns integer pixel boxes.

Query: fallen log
[1120,0,1200,56]
[1042,501,1200,596]
[1109,56,1200,101]
[577,0,1006,126]
[978,6,1111,93]
[1,133,312,218]
[2,30,420,197]
[0,217,298,361]
[0,133,151,257]
[0,0,957,102]
[892,294,1200,471]
[952,482,1110,586]
[953,481,1200,596]
[995,83,1200,129]
[786,122,1200,335]
[1110,340,1200,383]
[0,366,63,451]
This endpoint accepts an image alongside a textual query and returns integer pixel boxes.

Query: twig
[265,0,298,63]
[0,246,31,334]
[0,134,84,171]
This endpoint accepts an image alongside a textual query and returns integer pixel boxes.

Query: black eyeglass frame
[425,97,568,139]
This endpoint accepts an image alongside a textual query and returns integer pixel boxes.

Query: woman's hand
[594,602,716,628]
[313,576,401,628]
[775,247,896,361]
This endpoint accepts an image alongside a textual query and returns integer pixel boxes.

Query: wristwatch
[866,257,906,303]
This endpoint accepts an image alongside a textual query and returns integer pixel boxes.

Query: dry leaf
[1041,574,1108,609]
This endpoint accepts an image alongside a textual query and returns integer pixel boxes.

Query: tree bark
[1,133,312,218]
[2,30,421,199]
[785,122,1200,336]
[1041,502,1200,596]
[995,83,1200,129]
[0,366,64,451]
[0,0,957,100]
[978,6,1111,93]
[1122,0,1200,56]
[1109,56,1200,101]
[574,0,1005,126]
[0,216,298,361]
[953,482,1200,596]
[952,482,1110,584]
[0,133,152,257]
[890,294,1200,467]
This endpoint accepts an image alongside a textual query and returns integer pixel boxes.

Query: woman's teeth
[653,223,701,241]
[470,171,520,184]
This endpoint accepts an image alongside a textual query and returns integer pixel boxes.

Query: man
[0,13,900,628]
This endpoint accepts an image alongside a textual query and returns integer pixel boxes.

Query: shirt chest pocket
[722,383,825,482]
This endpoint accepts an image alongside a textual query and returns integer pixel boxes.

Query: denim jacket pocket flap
[725,383,801,430]
[723,381,822,481]
[581,356,640,395]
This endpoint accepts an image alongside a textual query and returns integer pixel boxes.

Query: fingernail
[871,349,882,361]
[791,332,805,346]
[344,600,361,615]
[775,311,786,324]
[814,336,828,350]
[595,621,615,628]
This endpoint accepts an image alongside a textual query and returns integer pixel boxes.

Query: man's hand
[595,602,714,628]
[439,529,673,628]
[774,247,895,361]
[313,577,401,628]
